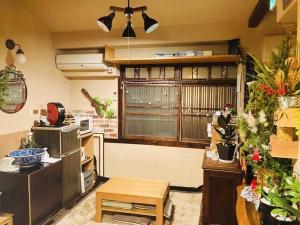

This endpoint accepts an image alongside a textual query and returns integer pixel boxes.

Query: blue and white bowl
[8,148,46,168]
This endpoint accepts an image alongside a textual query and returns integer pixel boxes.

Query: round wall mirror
[0,66,27,113]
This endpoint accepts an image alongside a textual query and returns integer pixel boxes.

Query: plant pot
[270,214,299,225]
[259,198,275,225]
[278,96,300,110]
[216,144,235,161]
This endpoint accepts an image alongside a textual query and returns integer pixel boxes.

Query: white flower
[250,126,258,134]
[247,111,257,128]
[242,112,248,119]
[261,144,269,150]
[258,110,267,123]
[246,81,257,87]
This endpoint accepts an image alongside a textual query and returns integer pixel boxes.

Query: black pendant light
[96,12,115,32]
[96,0,159,38]
[122,21,136,38]
[142,12,159,33]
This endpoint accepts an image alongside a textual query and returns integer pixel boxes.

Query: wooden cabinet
[202,153,243,225]
[0,161,63,225]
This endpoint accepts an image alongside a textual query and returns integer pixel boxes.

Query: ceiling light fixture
[5,39,26,64]
[96,0,159,38]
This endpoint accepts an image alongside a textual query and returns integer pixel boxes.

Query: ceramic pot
[270,215,298,225]
[216,144,235,161]
[278,96,299,110]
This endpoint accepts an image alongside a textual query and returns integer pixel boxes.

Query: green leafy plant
[267,176,300,220]
[215,114,235,146]
[93,97,114,119]
[0,70,8,109]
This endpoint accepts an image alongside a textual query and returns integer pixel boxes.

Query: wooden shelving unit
[270,135,298,159]
[105,46,239,65]
[105,55,239,65]
[270,108,299,159]
[101,206,156,217]
[81,132,94,171]
[80,132,96,193]
[276,0,297,23]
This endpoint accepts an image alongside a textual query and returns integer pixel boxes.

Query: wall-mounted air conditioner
[56,53,108,71]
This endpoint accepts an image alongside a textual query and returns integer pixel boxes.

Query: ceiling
[21,0,258,32]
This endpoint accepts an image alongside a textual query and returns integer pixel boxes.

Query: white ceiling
[22,0,258,32]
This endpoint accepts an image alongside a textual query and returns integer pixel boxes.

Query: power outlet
[108,66,113,73]
[29,109,39,118]
[113,91,117,101]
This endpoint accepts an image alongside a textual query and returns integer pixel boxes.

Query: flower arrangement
[247,35,300,99]
[238,34,298,223]
[254,56,300,97]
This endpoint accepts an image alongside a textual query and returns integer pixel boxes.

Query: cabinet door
[0,173,29,225]
[30,162,63,225]
[62,150,81,206]
[202,170,242,225]
[61,128,80,154]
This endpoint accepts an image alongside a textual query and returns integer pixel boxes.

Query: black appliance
[33,124,81,206]
[228,38,240,55]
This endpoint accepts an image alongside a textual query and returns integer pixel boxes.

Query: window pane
[125,115,177,138]
[181,84,236,140]
[124,84,178,139]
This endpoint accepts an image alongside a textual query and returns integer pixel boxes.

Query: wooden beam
[248,0,269,28]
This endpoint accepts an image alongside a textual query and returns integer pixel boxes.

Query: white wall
[69,77,118,113]
[104,143,205,188]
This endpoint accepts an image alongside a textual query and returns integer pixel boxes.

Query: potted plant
[214,114,236,162]
[262,176,300,225]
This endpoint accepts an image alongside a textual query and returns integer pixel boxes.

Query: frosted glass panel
[181,84,237,140]
[124,84,179,139]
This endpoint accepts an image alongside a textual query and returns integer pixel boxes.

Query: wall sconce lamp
[5,39,26,64]
[96,0,159,38]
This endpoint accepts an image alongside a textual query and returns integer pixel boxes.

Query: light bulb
[16,48,26,64]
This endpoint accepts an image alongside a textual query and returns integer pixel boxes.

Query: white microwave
[74,116,93,134]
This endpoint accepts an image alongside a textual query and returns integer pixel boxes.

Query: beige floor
[55,190,202,225]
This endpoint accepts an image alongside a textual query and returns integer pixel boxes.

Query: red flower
[258,84,276,96]
[252,148,261,162]
[276,85,287,96]
[250,178,257,190]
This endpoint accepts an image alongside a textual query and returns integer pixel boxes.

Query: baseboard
[99,176,203,192]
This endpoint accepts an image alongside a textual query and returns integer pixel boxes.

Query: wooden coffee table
[95,177,169,225]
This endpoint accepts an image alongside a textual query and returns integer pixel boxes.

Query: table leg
[95,194,102,222]
[156,198,164,225]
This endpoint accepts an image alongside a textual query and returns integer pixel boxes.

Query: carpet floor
[55,190,202,225]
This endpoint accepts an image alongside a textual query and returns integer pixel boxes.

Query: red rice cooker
[47,102,65,126]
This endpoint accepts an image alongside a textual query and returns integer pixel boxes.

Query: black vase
[259,200,275,225]
[269,216,298,225]
[216,144,235,160]
[246,164,254,185]
[259,200,299,225]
